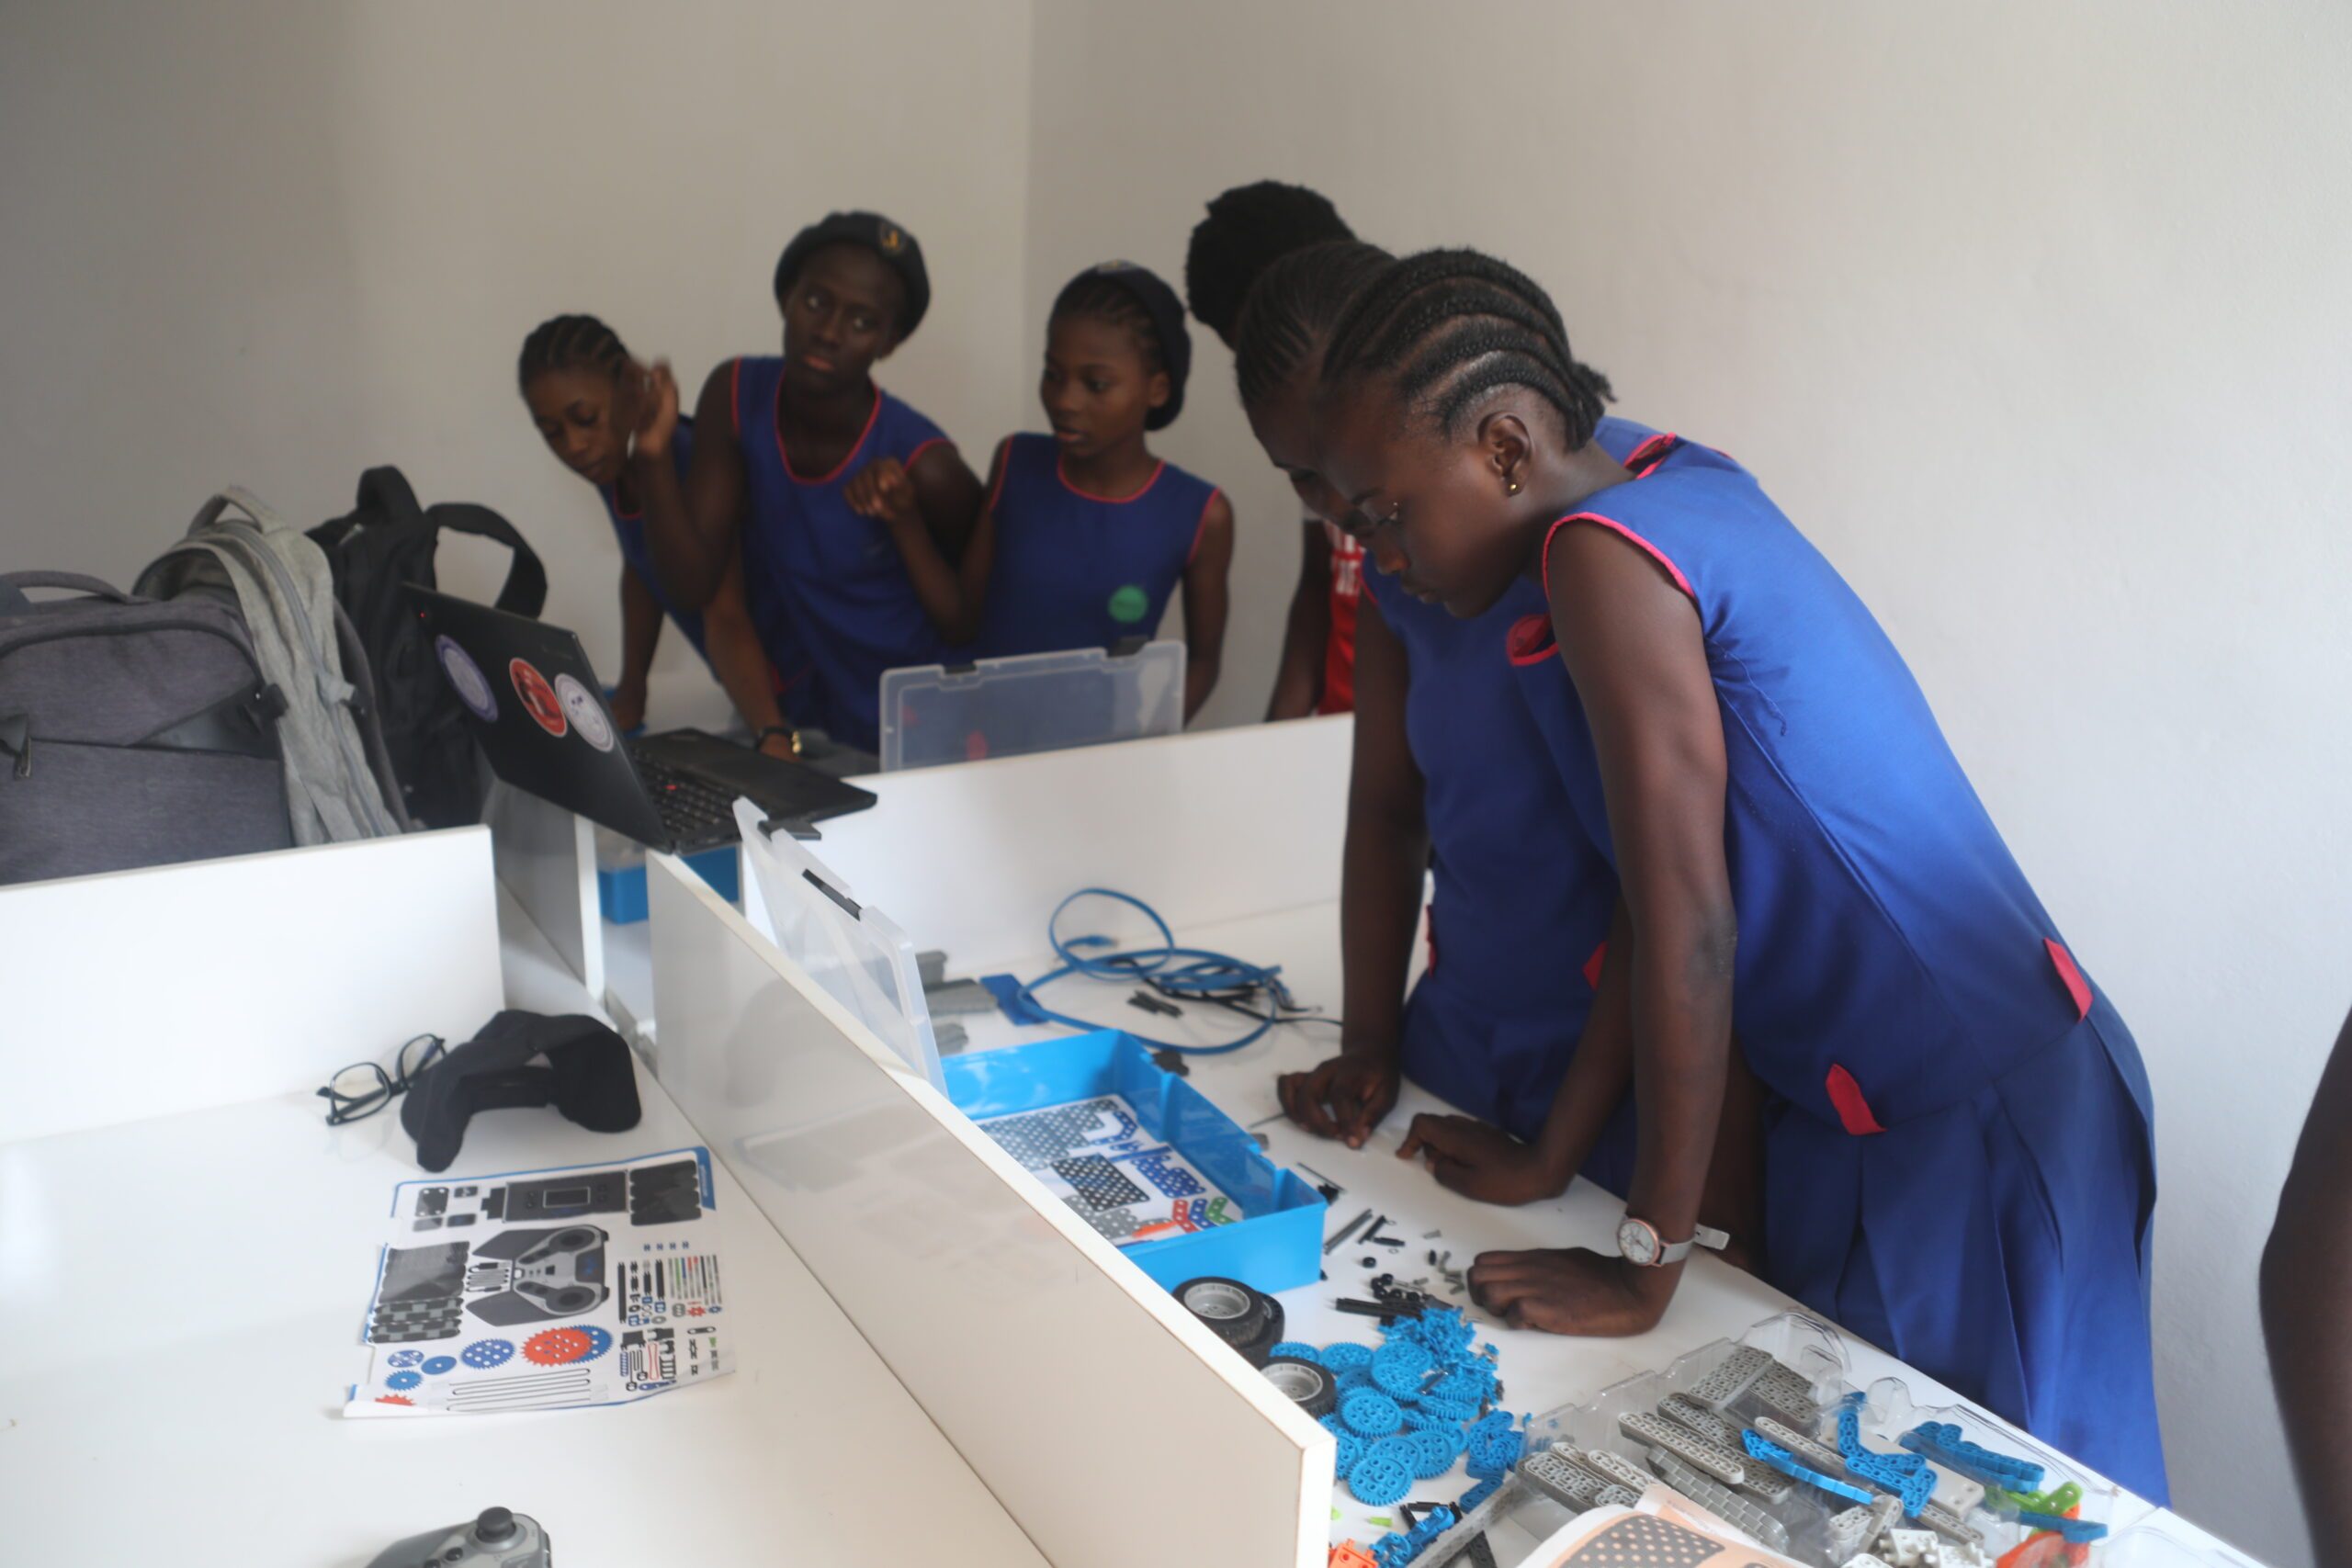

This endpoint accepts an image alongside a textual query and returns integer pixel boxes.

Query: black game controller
[368,1507,549,1567]
[463,1225,608,1326]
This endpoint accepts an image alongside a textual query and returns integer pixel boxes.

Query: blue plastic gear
[1466,1426,1523,1480]
[1348,1449,1414,1507]
[1265,1340,1321,1364]
[1372,1340,1436,1398]
[1340,1388,1405,1437]
[1318,1418,1365,1477]
[385,1350,423,1369]
[420,1356,457,1376]
[1407,1421,1466,1479]
[1416,1395,1479,1423]
[1319,1342,1374,1372]
[1334,1365,1374,1393]
[384,1370,423,1391]
[576,1325,614,1363]
[460,1338,514,1371]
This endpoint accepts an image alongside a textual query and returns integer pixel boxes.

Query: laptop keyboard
[630,750,738,840]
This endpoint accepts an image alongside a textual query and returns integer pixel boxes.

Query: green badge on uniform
[1107,583,1148,624]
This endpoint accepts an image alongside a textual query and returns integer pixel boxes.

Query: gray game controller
[368,1506,549,1567]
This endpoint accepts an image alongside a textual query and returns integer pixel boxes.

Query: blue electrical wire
[1010,887,1313,1055]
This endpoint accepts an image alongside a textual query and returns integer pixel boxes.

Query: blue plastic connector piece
[1320,1342,1374,1372]
[1348,1448,1414,1506]
[1341,1388,1407,1437]
[1466,1426,1523,1481]
[1429,1367,1498,1404]
[2012,1510,2108,1543]
[1267,1341,1322,1364]
[1369,1533,1414,1568]
[1456,1475,1502,1514]
[1415,1395,1480,1423]
[1898,1422,2044,1491]
[1743,1428,1874,1505]
[1837,1401,1933,1513]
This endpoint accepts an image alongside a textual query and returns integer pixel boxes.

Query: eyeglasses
[317,1033,447,1126]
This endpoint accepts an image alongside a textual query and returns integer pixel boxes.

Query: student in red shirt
[1185,181,1363,718]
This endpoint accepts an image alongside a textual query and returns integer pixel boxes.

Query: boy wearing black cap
[885,259,1233,723]
[630,209,983,761]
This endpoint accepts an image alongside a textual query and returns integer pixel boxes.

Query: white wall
[1024,2,2352,1560]
[0,0,1035,725]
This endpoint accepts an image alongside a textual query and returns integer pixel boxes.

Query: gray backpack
[0,491,407,886]
[136,488,410,845]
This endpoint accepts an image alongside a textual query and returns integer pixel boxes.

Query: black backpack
[309,467,547,829]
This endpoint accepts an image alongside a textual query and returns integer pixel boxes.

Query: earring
[1506,479,1521,495]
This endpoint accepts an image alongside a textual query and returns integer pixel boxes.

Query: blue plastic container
[941,1029,1324,1296]
[596,843,740,925]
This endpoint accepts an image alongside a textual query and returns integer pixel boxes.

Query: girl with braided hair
[1308,247,2166,1501]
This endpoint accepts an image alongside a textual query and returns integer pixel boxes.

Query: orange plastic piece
[1329,1542,1380,1568]
[1997,1535,2069,1568]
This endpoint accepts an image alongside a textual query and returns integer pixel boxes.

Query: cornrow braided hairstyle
[1230,239,1392,412]
[1183,180,1355,348]
[516,313,628,393]
[1318,248,1615,448]
[1049,273,1167,375]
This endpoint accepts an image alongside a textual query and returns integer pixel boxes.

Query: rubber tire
[1261,1354,1339,1418]
[1174,1277,1283,1366]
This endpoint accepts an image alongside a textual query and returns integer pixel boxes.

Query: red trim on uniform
[982,436,1016,515]
[1057,456,1165,504]
[903,435,952,474]
[2044,938,2092,1021]
[1542,513,1698,604]
[1506,612,1557,667]
[1187,488,1222,567]
[604,483,639,523]
[1625,432,1680,477]
[1581,940,1607,989]
[729,356,744,440]
[1826,1065,1885,1136]
[781,379,883,486]
[765,659,813,695]
[1423,903,1438,975]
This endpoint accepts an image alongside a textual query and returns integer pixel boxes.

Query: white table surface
[939,896,2256,1562]
[0,889,1047,1568]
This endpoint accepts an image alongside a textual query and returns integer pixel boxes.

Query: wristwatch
[755,725,803,759]
[1616,1213,1731,1268]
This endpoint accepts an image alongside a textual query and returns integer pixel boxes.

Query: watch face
[1618,1217,1659,1266]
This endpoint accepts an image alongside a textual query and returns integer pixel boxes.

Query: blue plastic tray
[597,843,740,925]
[941,1029,1324,1296]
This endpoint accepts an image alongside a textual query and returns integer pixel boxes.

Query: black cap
[773,210,931,340]
[1062,260,1193,431]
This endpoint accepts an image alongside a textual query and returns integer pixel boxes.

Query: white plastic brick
[1928,1462,1984,1515]
[1648,1450,1792,1556]
[1886,1528,1939,1567]
[1689,1345,1774,1410]
[1620,1410,1747,1485]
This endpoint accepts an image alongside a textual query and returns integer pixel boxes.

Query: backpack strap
[425,502,548,617]
[0,571,146,615]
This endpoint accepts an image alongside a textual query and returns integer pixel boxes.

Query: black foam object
[401,1010,641,1173]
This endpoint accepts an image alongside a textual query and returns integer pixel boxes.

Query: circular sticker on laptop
[554,673,614,752]
[435,636,498,722]
[508,658,567,738]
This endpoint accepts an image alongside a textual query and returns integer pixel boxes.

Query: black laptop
[406,587,875,852]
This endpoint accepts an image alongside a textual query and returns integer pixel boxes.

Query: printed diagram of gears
[386,1349,424,1369]
[421,1356,457,1376]
[385,1371,423,1392]
[461,1338,514,1371]
[523,1324,614,1366]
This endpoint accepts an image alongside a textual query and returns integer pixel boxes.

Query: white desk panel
[0,1064,1046,1568]
[647,851,1329,1568]
[0,829,504,1145]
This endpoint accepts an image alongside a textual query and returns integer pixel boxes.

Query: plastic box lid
[731,797,944,1090]
[877,639,1185,772]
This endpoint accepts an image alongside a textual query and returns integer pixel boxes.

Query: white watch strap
[1652,1223,1732,1266]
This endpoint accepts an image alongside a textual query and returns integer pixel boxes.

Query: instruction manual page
[345,1146,731,1416]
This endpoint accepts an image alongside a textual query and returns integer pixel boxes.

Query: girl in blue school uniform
[1182,207,1645,1197]
[886,262,1235,724]
[629,211,984,761]
[1309,247,2167,1501]
[515,313,800,738]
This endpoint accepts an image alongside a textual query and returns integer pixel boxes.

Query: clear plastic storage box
[877,639,1185,772]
